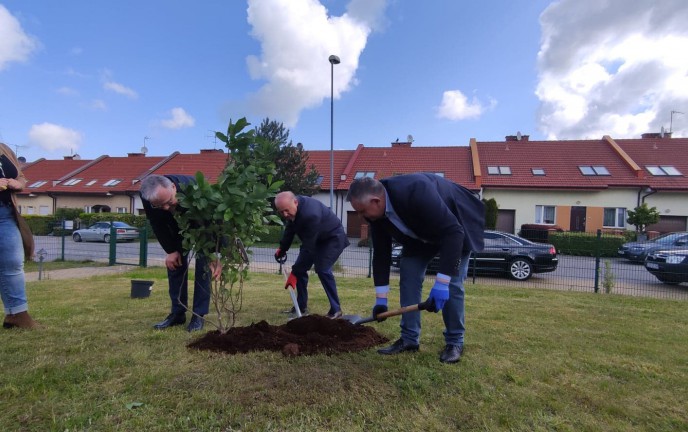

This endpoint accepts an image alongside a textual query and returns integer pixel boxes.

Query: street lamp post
[329,54,340,211]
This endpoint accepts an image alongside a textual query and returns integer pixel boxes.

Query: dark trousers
[291,236,348,314]
[167,252,210,316]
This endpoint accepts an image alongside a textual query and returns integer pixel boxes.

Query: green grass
[2,269,687,431]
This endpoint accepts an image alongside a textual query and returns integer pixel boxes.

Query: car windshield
[112,222,132,228]
[653,233,685,244]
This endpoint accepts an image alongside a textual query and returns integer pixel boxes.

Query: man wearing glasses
[140,174,219,332]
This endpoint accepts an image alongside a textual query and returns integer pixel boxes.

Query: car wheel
[72,233,82,242]
[103,234,110,243]
[509,258,533,281]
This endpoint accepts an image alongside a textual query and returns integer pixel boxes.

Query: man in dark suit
[346,174,485,363]
[274,191,350,319]
[140,174,220,332]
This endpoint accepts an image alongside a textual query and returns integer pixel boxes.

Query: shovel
[277,254,302,319]
[342,300,431,325]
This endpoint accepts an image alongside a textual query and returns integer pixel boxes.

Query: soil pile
[188,315,389,357]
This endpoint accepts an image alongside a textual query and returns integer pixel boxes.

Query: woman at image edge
[0,142,38,329]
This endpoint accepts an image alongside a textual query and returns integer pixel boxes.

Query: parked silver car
[72,221,139,243]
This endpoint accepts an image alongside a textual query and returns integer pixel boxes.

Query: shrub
[549,232,625,257]
[519,224,564,243]
[22,215,54,235]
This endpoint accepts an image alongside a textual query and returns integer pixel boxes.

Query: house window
[84,205,92,213]
[26,206,36,215]
[63,178,83,186]
[603,207,626,228]
[28,180,47,188]
[39,205,50,215]
[354,171,375,179]
[535,205,555,224]
[116,207,127,213]
[579,166,610,175]
[531,168,546,176]
[86,180,98,186]
[103,179,122,186]
[487,166,511,175]
[646,165,682,176]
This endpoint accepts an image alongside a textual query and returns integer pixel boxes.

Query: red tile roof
[19,158,93,195]
[614,138,688,190]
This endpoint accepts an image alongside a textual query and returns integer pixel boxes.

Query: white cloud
[160,107,195,129]
[243,0,388,127]
[89,99,107,111]
[56,86,79,96]
[104,81,138,99]
[28,123,83,152]
[0,5,39,71]
[437,90,494,121]
[536,0,688,139]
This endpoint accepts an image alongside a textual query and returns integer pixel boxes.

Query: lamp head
[329,55,340,65]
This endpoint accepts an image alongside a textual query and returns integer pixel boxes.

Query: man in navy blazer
[347,173,485,363]
[140,174,219,332]
[274,191,350,319]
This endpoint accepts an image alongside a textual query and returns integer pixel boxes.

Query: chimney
[391,141,412,148]
[127,152,146,157]
[200,149,225,153]
[506,132,529,142]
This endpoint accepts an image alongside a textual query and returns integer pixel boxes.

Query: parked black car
[618,231,688,263]
[644,248,688,285]
[390,230,558,281]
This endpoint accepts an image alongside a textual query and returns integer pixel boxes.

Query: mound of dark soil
[188,315,389,357]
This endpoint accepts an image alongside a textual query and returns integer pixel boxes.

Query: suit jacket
[279,195,348,253]
[369,173,485,286]
[141,174,194,254]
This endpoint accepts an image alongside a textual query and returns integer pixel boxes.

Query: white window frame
[116,207,127,213]
[535,205,556,224]
[354,171,375,179]
[603,207,626,228]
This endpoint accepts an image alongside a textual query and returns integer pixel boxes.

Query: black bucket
[131,280,154,298]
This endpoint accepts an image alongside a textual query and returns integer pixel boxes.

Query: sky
[1,0,687,162]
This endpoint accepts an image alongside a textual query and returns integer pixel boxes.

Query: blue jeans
[167,252,210,316]
[291,236,348,314]
[398,251,471,347]
[0,205,28,315]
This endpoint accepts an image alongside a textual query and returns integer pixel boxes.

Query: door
[570,206,586,232]
[496,209,515,233]
[346,211,365,237]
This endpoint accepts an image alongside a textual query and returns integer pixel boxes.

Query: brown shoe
[3,311,39,329]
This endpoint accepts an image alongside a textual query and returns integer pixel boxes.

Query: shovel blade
[340,314,365,325]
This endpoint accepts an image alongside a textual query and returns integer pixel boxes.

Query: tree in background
[626,202,660,234]
[255,118,320,196]
[482,198,498,230]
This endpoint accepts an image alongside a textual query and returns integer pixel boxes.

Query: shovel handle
[356,300,431,325]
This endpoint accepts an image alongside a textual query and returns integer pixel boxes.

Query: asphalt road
[32,236,686,299]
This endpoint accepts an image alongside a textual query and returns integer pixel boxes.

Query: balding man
[273,191,350,319]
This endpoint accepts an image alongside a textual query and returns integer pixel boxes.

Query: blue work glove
[372,297,388,322]
[426,273,450,312]
[372,285,389,322]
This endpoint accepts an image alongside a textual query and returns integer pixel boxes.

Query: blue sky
[1,0,687,162]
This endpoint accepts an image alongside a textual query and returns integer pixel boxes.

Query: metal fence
[32,232,688,301]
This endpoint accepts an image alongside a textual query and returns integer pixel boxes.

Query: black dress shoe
[377,338,420,355]
[439,344,463,364]
[187,315,205,332]
[153,313,186,330]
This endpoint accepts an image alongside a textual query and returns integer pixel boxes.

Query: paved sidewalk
[25,265,135,282]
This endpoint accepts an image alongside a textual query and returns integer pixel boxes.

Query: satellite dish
[516,131,522,141]
[141,146,148,154]
[73,154,81,160]
[407,134,414,143]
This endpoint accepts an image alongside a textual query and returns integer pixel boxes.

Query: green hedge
[549,232,627,257]
[22,215,54,236]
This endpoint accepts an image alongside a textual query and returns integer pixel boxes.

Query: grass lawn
[2,268,687,431]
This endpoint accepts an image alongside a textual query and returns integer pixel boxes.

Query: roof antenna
[670,110,684,134]
[142,136,150,154]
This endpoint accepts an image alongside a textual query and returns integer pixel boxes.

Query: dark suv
[618,232,688,263]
